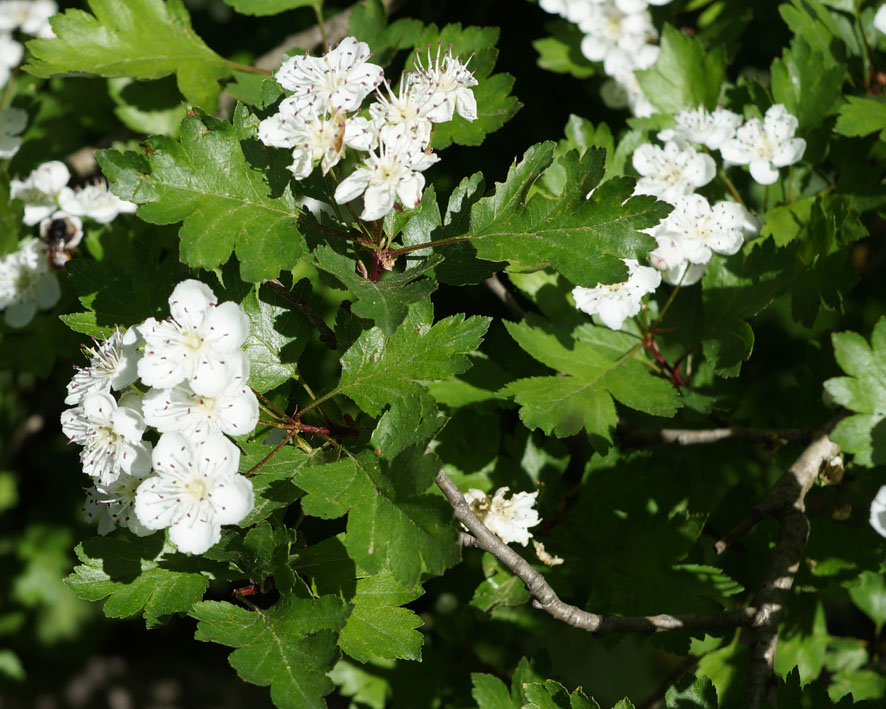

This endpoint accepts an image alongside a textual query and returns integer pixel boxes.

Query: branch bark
[620,425,812,448]
[435,469,757,636]
[743,428,840,708]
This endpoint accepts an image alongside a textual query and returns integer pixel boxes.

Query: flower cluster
[464,486,541,547]
[61,279,258,555]
[0,161,137,327]
[0,0,56,87]
[259,36,477,221]
[539,0,672,117]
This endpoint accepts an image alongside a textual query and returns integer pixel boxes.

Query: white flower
[142,369,258,443]
[65,327,142,405]
[334,134,440,221]
[134,433,254,555]
[577,4,657,65]
[58,179,137,223]
[137,279,250,398]
[657,106,742,151]
[875,4,886,35]
[719,104,806,185]
[0,1,57,36]
[0,107,26,159]
[0,32,22,87]
[274,36,384,114]
[0,238,60,327]
[60,391,152,484]
[655,259,707,287]
[615,0,673,11]
[651,194,746,266]
[10,160,73,225]
[465,486,541,547]
[869,485,886,537]
[84,471,153,537]
[368,75,435,148]
[572,258,661,330]
[632,141,716,204]
[258,105,347,179]
[412,45,478,123]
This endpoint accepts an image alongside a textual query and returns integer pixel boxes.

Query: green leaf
[523,680,600,709]
[191,594,348,709]
[63,225,186,333]
[66,533,209,628]
[223,0,320,16]
[338,572,424,663]
[848,570,886,634]
[237,443,318,525]
[0,650,24,682]
[828,668,886,703]
[770,37,843,131]
[331,301,490,430]
[824,317,886,466]
[779,0,861,60]
[472,674,516,709]
[25,0,227,108]
[635,25,726,113]
[774,598,829,683]
[464,143,667,287]
[218,264,314,393]
[533,21,596,79]
[311,245,441,335]
[470,554,531,612]
[107,76,186,137]
[834,96,886,138]
[294,448,459,587]
[348,0,424,66]
[540,115,614,198]
[665,675,718,708]
[502,316,680,440]
[98,104,305,282]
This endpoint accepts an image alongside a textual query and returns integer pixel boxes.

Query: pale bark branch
[620,425,812,448]
[435,469,757,636]
[741,427,840,708]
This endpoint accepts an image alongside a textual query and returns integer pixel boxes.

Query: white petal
[772,138,806,167]
[202,301,250,351]
[749,160,779,185]
[169,517,220,555]
[4,298,36,328]
[168,279,217,330]
[870,486,886,537]
[209,474,254,526]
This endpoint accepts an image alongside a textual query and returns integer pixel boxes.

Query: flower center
[185,477,209,502]
[181,329,204,352]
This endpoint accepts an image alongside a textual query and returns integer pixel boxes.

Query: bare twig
[435,469,757,636]
[621,426,812,448]
[743,428,840,708]
[484,274,525,320]
[263,279,337,350]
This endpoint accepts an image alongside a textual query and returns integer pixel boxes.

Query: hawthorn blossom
[141,371,259,443]
[60,391,152,484]
[875,4,886,35]
[412,44,479,123]
[137,279,250,398]
[58,179,137,223]
[0,0,57,36]
[368,76,435,148]
[632,141,716,204]
[0,107,26,159]
[0,238,60,327]
[274,36,384,114]
[134,433,254,555]
[0,32,22,87]
[572,258,661,330]
[65,327,141,405]
[84,471,153,537]
[651,195,746,266]
[258,106,349,179]
[599,45,659,118]
[333,135,440,221]
[870,485,886,537]
[720,104,806,185]
[464,487,541,547]
[10,160,73,225]
[577,3,657,65]
[657,106,742,151]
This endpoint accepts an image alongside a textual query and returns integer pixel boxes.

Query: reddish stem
[645,335,687,388]
[370,251,382,282]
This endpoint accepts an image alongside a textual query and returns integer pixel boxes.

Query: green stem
[0,66,18,111]
[222,60,272,76]
[717,169,747,209]
[313,0,329,53]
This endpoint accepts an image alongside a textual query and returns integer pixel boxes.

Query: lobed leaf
[191,594,348,709]
[25,0,227,108]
